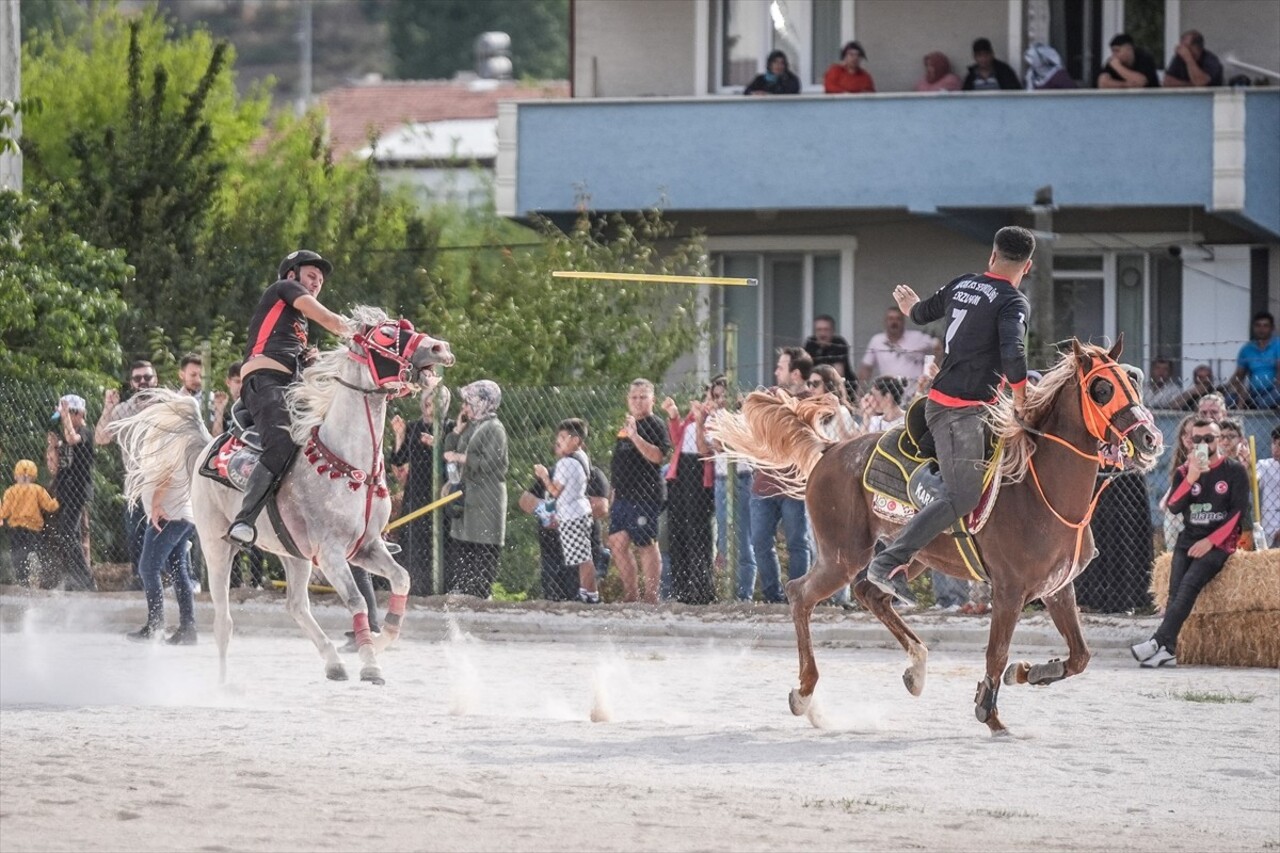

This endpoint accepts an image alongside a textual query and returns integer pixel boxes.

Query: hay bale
[1175,612,1280,668]
[1151,551,1280,613]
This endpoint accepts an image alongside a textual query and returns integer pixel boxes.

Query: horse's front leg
[352,541,411,653]
[281,556,346,681]
[1003,581,1090,688]
[977,584,1026,737]
[318,548,385,686]
[786,574,820,716]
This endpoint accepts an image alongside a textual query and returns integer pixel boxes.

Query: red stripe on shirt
[1206,511,1242,552]
[250,300,286,358]
[928,387,994,408]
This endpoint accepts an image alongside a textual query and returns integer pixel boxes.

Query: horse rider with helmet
[864,226,1035,604]
[227,250,355,548]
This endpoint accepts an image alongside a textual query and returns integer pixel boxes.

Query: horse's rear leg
[785,562,853,716]
[204,537,235,685]
[281,557,346,681]
[352,544,410,653]
[853,568,928,697]
[1003,581,1090,688]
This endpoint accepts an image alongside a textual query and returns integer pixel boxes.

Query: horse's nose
[432,342,455,365]
[1140,429,1158,452]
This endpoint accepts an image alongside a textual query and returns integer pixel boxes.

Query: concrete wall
[853,0,1014,94]
[573,0,698,97]
[1180,0,1280,83]
[848,220,987,359]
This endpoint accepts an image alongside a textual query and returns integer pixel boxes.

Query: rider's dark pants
[1154,545,1229,653]
[871,401,988,572]
[241,369,295,477]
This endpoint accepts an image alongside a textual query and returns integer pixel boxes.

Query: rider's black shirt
[911,272,1030,406]
[245,279,310,374]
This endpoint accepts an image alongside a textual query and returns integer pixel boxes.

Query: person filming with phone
[1131,419,1250,668]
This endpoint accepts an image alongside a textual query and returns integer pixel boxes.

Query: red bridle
[348,319,425,397]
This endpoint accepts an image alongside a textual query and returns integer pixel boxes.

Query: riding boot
[866,497,961,606]
[227,463,277,549]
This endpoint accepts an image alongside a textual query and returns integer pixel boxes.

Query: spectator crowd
[738,30,1242,98]
[1,310,1276,617]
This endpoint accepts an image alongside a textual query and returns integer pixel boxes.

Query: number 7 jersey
[911,272,1031,407]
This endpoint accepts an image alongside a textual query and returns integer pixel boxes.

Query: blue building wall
[513,91,1233,216]
[1245,91,1280,237]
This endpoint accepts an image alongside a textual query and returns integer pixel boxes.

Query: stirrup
[227,522,258,550]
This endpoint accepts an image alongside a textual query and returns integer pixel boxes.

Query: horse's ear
[1107,332,1124,361]
[1070,338,1092,372]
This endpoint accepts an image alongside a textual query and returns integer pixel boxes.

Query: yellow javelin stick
[383,490,462,533]
[552,270,758,287]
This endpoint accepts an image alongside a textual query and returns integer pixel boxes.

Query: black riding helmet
[278,249,333,281]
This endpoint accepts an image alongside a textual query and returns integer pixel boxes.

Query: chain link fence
[2,371,1276,612]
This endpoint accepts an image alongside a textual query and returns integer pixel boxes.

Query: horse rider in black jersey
[865,226,1035,604]
[227,250,354,548]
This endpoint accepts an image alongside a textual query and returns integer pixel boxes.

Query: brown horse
[711,338,1163,735]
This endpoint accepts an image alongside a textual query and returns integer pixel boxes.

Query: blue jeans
[747,493,811,602]
[138,519,196,630]
[716,472,757,597]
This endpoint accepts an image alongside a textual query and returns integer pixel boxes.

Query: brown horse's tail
[708,390,839,500]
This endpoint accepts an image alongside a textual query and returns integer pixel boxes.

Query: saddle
[198,400,306,559]
[199,400,264,491]
[861,397,1003,583]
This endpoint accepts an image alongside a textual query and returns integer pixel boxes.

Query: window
[714,0,853,93]
[1053,249,1183,373]
[710,241,854,386]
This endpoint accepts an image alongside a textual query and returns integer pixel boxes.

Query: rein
[333,375,406,398]
[1013,356,1148,571]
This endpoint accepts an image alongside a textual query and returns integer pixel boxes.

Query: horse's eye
[1090,378,1114,405]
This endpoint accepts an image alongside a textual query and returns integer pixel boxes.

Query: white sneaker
[1140,645,1177,668]
[1130,638,1159,662]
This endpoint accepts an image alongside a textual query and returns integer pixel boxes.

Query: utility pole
[1028,185,1056,364]
[0,0,22,192]
[296,1,312,116]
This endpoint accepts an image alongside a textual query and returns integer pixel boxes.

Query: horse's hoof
[788,688,811,716]
[1027,659,1068,686]
[902,668,925,697]
[1003,661,1030,686]
[990,727,1013,739]
[360,668,385,686]
[326,663,349,681]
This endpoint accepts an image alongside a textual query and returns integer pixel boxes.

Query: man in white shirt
[858,307,940,390]
[1143,357,1184,409]
[1258,426,1280,548]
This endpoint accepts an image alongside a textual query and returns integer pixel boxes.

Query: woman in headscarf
[914,51,962,92]
[1024,42,1077,89]
[744,50,802,95]
[442,380,509,598]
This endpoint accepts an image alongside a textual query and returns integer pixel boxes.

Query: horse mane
[984,342,1104,482]
[710,390,839,500]
[285,304,388,443]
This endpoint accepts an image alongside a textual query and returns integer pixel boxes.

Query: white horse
[114,306,454,685]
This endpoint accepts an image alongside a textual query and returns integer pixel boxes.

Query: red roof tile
[320,79,569,158]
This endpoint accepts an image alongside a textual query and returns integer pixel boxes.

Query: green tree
[431,209,705,387]
[196,111,444,341]
[0,191,129,382]
[387,0,567,80]
[22,5,268,182]
[19,0,89,40]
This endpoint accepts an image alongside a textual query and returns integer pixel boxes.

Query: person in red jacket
[823,41,876,94]
[1131,419,1251,668]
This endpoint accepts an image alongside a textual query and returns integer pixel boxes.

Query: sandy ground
[1,592,1277,853]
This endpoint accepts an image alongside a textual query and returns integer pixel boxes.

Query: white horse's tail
[112,390,212,514]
